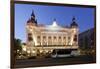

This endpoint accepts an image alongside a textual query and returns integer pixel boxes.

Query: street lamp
[27,50,30,53]
[27,50,31,57]
[32,50,36,53]
[23,47,26,51]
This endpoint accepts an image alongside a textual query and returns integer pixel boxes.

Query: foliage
[14,38,22,51]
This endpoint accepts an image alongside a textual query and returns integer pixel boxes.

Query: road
[14,55,96,68]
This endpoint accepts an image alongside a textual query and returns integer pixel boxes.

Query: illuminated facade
[24,11,79,57]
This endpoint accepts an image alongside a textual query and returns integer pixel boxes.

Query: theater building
[23,11,79,57]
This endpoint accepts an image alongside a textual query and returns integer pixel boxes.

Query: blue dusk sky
[15,4,95,42]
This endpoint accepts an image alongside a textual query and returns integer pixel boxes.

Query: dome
[27,10,37,25]
[52,19,58,27]
[71,22,78,27]
[70,17,78,27]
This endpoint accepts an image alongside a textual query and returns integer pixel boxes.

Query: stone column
[47,35,48,46]
[41,35,42,46]
[56,34,58,46]
[62,36,63,46]
[51,35,53,45]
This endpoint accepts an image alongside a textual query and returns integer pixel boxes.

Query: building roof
[70,17,78,27]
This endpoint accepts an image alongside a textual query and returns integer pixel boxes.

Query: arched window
[48,36,52,45]
[28,33,32,37]
[63,37,66,45]
[59,36,61,39]
[63,37,66,39]
[54,36,56,39]
[37,36,41,45]
[58,36,61,45]
[43,36,46,39]
[68,36,70,45]
[48,36,51,39]
[53,36,57,45]
[73,34,77,41]
[43,36,47,45]
[37,36,40,39]
[28,33,33,41]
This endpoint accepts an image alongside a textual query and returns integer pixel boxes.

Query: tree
[14,38,22,53]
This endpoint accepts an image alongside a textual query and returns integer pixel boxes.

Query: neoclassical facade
[24,11,79,57]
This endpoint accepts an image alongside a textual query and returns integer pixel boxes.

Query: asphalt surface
[14,55,96,68]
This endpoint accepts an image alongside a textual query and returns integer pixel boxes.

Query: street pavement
[14,55,96,68]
